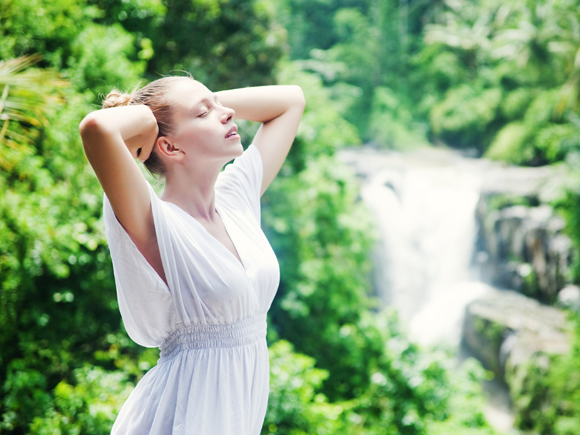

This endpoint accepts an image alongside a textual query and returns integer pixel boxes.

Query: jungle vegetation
[1,0,579,434]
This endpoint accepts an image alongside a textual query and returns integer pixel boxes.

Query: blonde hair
[102,75,194,176]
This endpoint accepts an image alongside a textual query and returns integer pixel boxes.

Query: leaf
[0,54,67,148]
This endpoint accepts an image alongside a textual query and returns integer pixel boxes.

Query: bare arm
[79,105,165,281]
[215,85,305,195]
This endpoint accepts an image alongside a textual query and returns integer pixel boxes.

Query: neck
[161,160,223,221]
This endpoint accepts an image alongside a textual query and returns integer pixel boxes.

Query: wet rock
[557,285,580,314]
[475,195,573,302]
[463,290,569,376]
[463,290,570,420]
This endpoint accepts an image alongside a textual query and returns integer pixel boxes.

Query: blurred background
[1,0,580,434]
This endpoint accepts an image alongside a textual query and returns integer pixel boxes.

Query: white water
[341,147,495,345]
[339,146,517,432]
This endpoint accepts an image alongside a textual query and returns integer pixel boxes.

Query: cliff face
[464,171,578,429]
[475,195,573,302]
[463,289,570,422]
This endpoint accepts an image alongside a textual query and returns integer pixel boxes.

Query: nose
[221,106,235,123]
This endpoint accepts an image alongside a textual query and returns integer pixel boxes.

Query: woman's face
[167,79,242,166]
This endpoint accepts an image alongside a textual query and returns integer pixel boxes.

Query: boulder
[463,290,569,378]
[463,290,570,423]
[557,284,580,314]
[475,195,573,302]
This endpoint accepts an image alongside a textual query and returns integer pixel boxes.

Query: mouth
[225,125,239,139]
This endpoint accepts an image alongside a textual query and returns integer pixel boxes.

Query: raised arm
[215,85,305,195]
[79,105,164,280]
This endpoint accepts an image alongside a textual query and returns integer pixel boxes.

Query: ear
[156,136,184,161]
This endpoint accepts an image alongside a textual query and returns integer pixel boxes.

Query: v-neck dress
[102,145,280,435]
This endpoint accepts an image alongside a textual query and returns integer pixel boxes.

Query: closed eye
[199,109,210,117]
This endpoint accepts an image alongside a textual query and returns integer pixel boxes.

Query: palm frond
[0,54,67,158]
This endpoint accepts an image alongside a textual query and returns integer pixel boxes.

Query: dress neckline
[162,198,248,273]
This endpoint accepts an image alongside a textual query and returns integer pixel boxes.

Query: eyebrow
[191,94,220,110]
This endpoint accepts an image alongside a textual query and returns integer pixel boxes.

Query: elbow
[292,85,306,110]
[79,111,113,154]
[79,111,114,143]
[79,112,100,139]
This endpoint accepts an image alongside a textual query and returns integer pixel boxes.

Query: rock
[558,285,580,313]
[463,290,570,423]
[463,290,569,377]
[475,194,573,302]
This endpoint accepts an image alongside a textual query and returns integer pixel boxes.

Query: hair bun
[102,89,133,109]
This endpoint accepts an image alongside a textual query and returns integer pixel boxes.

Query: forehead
[169,79,212,108]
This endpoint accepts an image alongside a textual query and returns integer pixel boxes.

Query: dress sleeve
[103,186,173,347]
[215,144,263,221]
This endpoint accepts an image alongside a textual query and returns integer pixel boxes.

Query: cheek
[177,125,204,145]
[178,126,219,152]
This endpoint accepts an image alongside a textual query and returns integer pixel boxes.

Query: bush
[430,85,502,150]
[263,340,345,435]
[485,122,531,164]
[368,87,429,150]
[504,316,580,435]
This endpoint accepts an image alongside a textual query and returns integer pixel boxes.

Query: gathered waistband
[158,313,267,360]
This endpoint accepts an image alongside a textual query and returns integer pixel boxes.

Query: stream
[338,145,521,433]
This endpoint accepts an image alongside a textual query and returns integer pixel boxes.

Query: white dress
[103,145,280,435]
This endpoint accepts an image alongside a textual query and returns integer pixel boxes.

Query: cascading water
[339,146,515,431]
[340,147,494,346]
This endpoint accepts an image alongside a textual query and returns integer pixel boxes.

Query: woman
[79,76,305,434]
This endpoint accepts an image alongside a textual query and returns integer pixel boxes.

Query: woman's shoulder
[216,144,263,220]
[217,144,262,185]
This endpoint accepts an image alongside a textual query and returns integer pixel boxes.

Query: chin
[220,143,244,165]
[233,143,244,157]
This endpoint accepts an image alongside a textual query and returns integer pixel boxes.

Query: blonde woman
[79,76,305,434]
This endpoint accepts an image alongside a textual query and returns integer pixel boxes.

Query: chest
[165,201,279,293]
[198,214,244,268]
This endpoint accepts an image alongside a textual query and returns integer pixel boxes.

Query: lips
[225,125,239,139]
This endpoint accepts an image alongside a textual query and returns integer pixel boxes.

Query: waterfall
[338,145,532,431]
[340,147,494,346]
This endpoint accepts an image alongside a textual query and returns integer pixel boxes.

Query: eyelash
[199,109,210,117]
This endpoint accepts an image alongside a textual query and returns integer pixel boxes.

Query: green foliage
[494,316,580,434]
[0,0,283,431]
[261,65,500,434]
[276,0,580,159]
[412,45,468,112]
[264,340,345,435]
[485,122,531,164]
[415,0,580,160]
[276,63,361,171]
[523,89,561,127]
[368,87,429,149]
[430,85,502,149]
[425,358,498,435]
[264,64,373,401]
[534,123,580,163]
[500,88,535,120]
[0,55,66,150]
[487,88,580,164]
[1,1,561,434]
[275,0,430,147]
[0,0,89,63]
[264,154,375,397]
[552,161,580,284]
[28,367,133,435]
[68,24,146,95]
[138,0,285,90]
